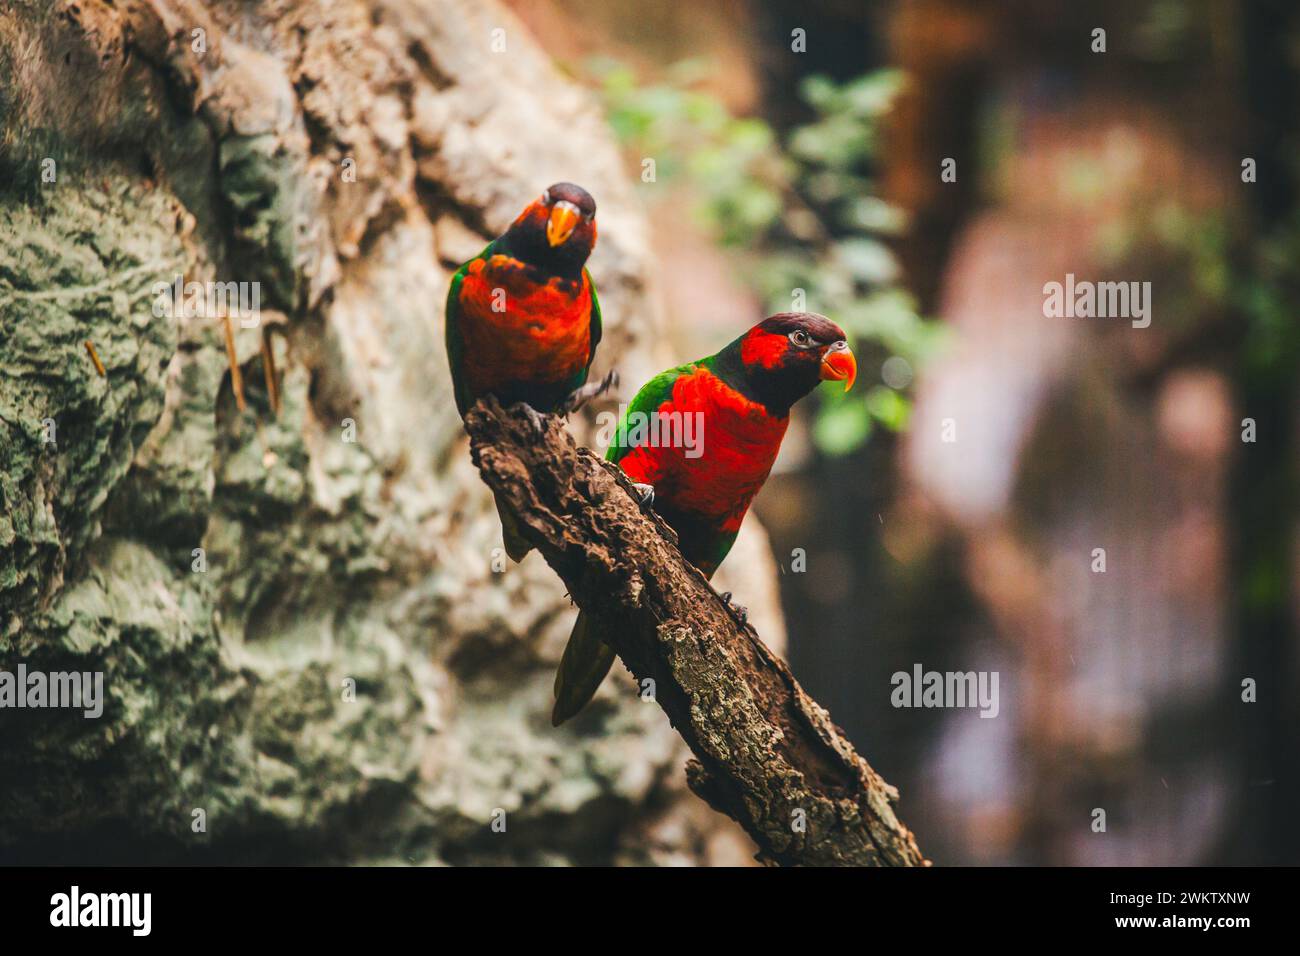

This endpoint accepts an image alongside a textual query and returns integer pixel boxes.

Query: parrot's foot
[719,591,748,625]
[521,402,548,435]
[630,482,655,507]
[560,369,619,415]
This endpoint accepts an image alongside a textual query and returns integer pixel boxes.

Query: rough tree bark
[467,398,926,866]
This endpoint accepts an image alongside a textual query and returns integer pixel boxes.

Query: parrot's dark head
[717,312,856,415]
[500,182,597,279]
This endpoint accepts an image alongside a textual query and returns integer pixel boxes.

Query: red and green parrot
[445,182,613,560]
[551,311,857,725]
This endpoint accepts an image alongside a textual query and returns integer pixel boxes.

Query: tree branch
[465,398,927,866]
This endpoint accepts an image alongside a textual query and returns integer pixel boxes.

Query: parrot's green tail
[551,610,616,726]
[494,492,532,563]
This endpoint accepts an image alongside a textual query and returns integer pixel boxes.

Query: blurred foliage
[592,58,946,454]
[1092,185,1300,613]
[1095,195,1300,383]
[1236,214,1300,387]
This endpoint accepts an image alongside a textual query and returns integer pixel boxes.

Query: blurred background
[1,0,1295,866]
[507,0,1300,865]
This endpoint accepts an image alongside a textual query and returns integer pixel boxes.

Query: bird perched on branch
[445,182,613,560]
[552,311,857,725]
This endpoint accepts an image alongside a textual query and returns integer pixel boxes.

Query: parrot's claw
[631,482,655,507]
[522,403,548,435]
[719,591,748,625]
[560,369,619,415]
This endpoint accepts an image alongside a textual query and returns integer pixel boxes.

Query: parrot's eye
[789,329,812,348]
[541,189,552,205]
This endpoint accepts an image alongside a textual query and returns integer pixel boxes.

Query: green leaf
[865,386,911,431]
[812,399,872,456]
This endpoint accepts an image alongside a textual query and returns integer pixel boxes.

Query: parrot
[445,182,613,561]
[551,311,857,726]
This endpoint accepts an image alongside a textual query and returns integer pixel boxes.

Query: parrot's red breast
[618,366,788,573]
[456,255,593,402]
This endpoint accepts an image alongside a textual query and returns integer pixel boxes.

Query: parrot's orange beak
[820,343,857,392]
[547,201,581,247]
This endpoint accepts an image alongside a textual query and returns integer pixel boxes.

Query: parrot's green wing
[585,267,603,370]
[444,240,496,417]
[605,363,695,464]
